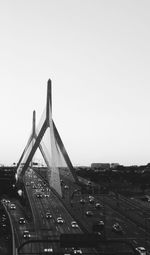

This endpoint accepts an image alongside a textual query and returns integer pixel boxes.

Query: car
[88,195,94,199]
[80,199,86,204]
[5,200,10,204]
[92,220,104,232]
[89,198,95,203]
[64,185,69,189]
[85,211,93,217]
[112,223,123,233]
[87,181,92,186]
[36,193,42,198]
[10,204,16,210]
[95,203,103,209]
[23,230,31,238]
[135,247,146,255]
[64,248,71,255]
[2,223,6,228]
[2,199,7,203]
[97,232,102,236]
[71,221,79,228]
[19,217,25,224]
[97,220,104,226]
[2,214,7,222]
[44,194,49,198]
[56,217,64,224]
[46,212,52,219]
[72,248,82,254]
[43,247,53,253]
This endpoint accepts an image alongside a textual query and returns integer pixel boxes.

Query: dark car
[89,198,95,204]
[46,212,52,219]
[95,203,103,209]
[80,199,86,204]
[36,193,43,198]
[92,220,104,232]
[19,217,25,224]
[112,223,123,233]
[85,211,93,217]
[23,230,31,238]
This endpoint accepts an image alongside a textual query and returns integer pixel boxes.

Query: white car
[10,204,16,210]
[56,217,64,224]
[71,221,79,228]
[135,247,146,255]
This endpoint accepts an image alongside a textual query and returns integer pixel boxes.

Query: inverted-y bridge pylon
[16,79,78,196]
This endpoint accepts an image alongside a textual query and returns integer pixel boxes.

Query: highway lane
[74,176,150,250]
[2,198,34,254]
[38,169,140,253]
[24,169,98,254]
[95,194,150,250]
[56,175,150,253]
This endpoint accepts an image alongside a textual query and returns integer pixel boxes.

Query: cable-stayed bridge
[3,80,99,255]
[16,79,79,195]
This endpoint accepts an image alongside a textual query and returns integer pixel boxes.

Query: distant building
[110,163,119,169]
[91,163,110,170]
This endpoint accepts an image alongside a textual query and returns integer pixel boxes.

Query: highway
[68,176,150,252]
[3,168,150,254]
[4,168,98,254]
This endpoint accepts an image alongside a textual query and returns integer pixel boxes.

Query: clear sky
[0,0,150,166]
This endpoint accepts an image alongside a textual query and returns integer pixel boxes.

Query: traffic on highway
[2,167,150,254]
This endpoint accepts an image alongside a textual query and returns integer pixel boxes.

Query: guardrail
[17,235,137,255]
[1,202,17,255]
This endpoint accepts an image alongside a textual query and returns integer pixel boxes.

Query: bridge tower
[16,79,79,197]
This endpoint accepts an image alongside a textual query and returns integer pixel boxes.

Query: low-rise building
[91,163,110,170]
